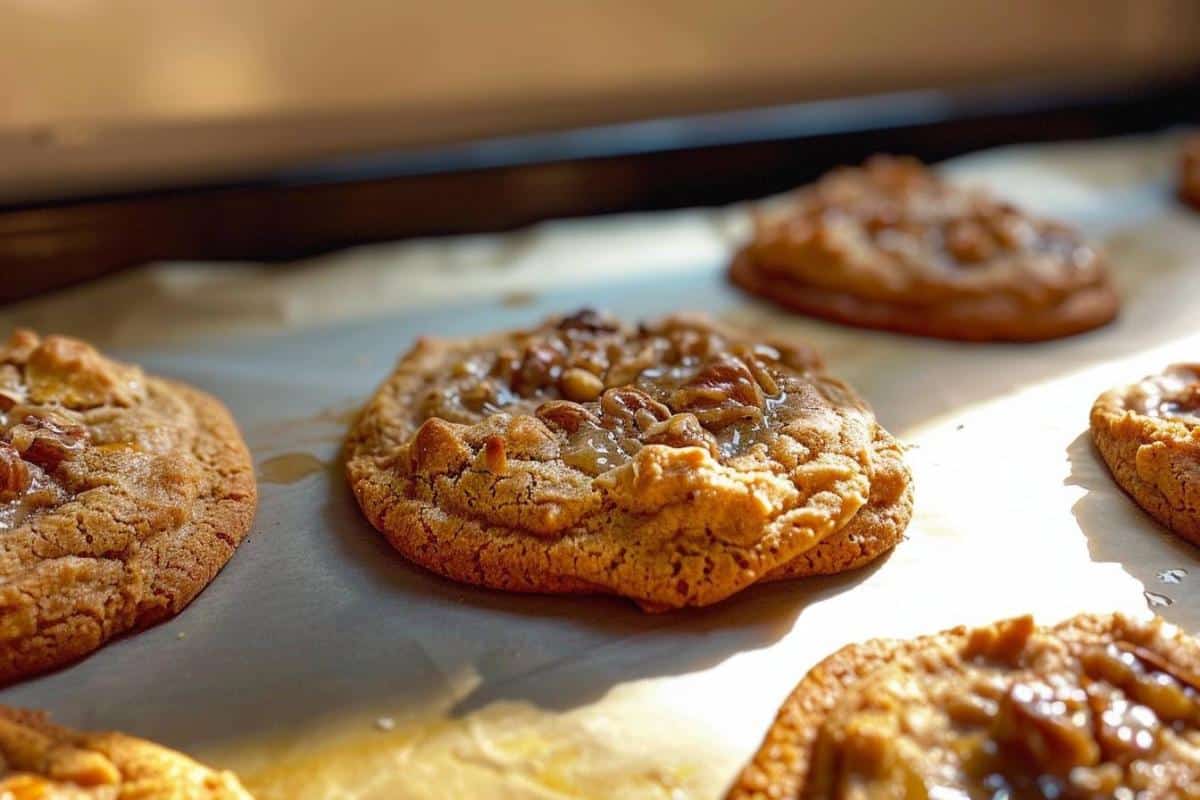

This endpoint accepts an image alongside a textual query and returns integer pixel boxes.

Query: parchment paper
[2,132,1198,799]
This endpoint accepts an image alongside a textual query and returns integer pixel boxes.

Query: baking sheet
[3,133,1199,799]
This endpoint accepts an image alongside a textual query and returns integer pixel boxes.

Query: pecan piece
[536,400,601,434]
[642,413,718,456]
[511,341,564,395]
[557,308,620,334]
[599,387,670,430]
[1118,642,1200,693]
[604,344,662,388]
[0,442,31,501]
[7,409,88,471]
[946,218,997,265]
[732,346,781,396]
[483,436,508,474]
[670,354,764,413]
[996,680,1099,769]
[559,368,604,402]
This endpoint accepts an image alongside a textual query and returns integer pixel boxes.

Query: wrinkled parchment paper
[2,133,1198,799]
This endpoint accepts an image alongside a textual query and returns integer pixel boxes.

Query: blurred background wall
[2,0,1198,201]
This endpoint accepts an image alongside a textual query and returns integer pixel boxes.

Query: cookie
[0,706,251,798]
[1091,364,1200,544]
[759,424,912,582]
[730,155,1119,341]
[0,330,257,684]
[727,613,1200,799]
[1182,136,1200,211]
[345,310,912,611]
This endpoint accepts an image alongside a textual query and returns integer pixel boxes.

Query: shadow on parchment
[320,470,894,719]
[1065,431,1200,631]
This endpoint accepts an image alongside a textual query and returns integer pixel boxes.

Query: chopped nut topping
[483,436,508,473]
[642,413,718,456]
[0,443,31,501]
[557,308,620,333]
[742,155,1110,315]
[535,400,600,434]
[599,387,671,430]
[1123,364,1200,424]
[804,616,1200,799]
[411,312,824,476]
[6,409,88,471]
[559,368,604,402]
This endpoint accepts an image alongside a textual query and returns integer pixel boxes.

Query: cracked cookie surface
[730,156,1118,341]
[0,330,257,684]
[1091,364,1200,545]
[345,310,911,610]
[728,613,1200,799]
[0,706,251,798]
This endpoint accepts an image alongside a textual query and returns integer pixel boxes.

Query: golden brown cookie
[1182,136,1200,211]
[727,613,1200,799]
[0,330,257,684]
[0,706,252,798]
[1091,364,1200,545]
[345,310,912,611]
[760,424,912,582]
[730,156,1119,342]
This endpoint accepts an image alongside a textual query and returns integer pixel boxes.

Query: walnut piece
[535,400,600,434]
[0,443,31,501]
[6,409,88,471]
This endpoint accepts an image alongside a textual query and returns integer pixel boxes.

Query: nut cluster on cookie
[346,310,912,610]
[728,613,1200,799]
[730,156,1119,341]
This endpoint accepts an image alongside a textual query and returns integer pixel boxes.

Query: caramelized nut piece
[642,413,718,456]
[671,354,764,411]
[0,442,31,501]
[6,409,88,471]
[599,387,670,428]
[604,346,661,388]
[408,418,471,476]
[946,218,997,264]
[1121,641,1200,693]
[536,400,600,434]
[511,342,564,394]
[559,368,604,402]
[557,308,620,333]
[996,680,1099,768]
[483,436,508,473]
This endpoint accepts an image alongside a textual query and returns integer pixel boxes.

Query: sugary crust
[0,338,258,685]
[729,157,1119,342]
[725,613,1198,799]
[1090,377,1200,545]
[732,251,1119,343]
[345,314,911,610]
[0,706,252,798]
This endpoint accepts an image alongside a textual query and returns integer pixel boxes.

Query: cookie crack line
[0,331,258,686]
[346,309,912,610]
